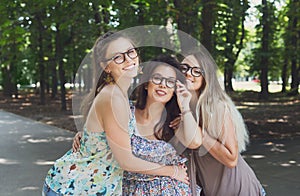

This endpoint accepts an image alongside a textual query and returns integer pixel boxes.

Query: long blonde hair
[192,50,249,152]
[80,31,134,121]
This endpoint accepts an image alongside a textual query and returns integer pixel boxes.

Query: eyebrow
[152,73,176,78]
[108,47,134,57]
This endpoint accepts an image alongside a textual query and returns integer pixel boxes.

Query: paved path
[0,110,74,196]
[0,110,299,196]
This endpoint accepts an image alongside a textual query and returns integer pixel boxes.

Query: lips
[155,89,167,96]
[123,64,135,71]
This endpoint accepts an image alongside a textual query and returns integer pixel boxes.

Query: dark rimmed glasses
[180,63,205,77]
[105,48,138,64]
[150,73,176,88]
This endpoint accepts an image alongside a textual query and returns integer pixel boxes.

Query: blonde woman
[172,50,266,196]
[43,32,188,196]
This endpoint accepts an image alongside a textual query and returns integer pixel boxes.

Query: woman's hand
[173,164,189,185]
[72,132,82,153]
[169,115,181,130]
[176,80,191,112]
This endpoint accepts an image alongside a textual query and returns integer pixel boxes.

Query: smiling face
[104,37,139,81]
[147,65,176,105]
[181,55,205,92]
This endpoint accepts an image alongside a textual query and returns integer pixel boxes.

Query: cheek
[166,89,175,99]
[194,78,203,89]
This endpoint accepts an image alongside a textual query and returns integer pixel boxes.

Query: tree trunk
[260,0,269,100]
[224,61,234,92]
[290,10,299,95]
[201,0,215,53]
[281,58,288,93]
[51,60,58,98]
[37,14,46,105]
[55,24,67,110]
[1,65,17,97]
[174,0,199,52]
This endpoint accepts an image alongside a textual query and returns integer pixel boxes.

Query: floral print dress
[122,106,192,196]
[44,129,123,195]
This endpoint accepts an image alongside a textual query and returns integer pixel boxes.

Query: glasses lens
[127,48,138,59]
[192,68,203,77]
[180,64,190,73]
[151,75,162,85]
[166,79,176,88]
[113,54,124,64]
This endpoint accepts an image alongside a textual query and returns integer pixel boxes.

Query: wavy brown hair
[135,54,186,142]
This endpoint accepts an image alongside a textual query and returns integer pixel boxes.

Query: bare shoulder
[94,85,128,111]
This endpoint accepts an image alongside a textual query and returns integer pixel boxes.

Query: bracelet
[181,110,191,116]
[171,165,178,179]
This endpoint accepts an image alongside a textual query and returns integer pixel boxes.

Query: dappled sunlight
[0,158,20,165]
[21,102,32,106]
[264,141,287,152]
[54,136,73,142]
[20,135,73,144]
[251,154,265,159]
[34,159,55,166]
[267,118,288,123]
[21,134,32,139]
[275,159,298,167]
[27,138,50,143]
[20,186,39,191]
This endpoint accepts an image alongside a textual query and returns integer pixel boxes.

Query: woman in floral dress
[122,55,199,195]
[43,32,188,196]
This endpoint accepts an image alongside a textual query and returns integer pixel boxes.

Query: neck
[114,77,131,98]
[144,100,165,122]
[135,101,165,136]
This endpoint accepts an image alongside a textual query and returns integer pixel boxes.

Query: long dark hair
[135,54,186,142]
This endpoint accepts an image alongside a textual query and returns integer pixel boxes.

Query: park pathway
[0,110,299,195]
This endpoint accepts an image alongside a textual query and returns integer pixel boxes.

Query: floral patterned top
[122,106,193,196]
[44,128,123,195]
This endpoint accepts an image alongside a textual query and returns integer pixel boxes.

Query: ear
[104,65,111,73]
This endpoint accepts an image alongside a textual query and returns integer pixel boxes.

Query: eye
[180,64,189,72]
[166,79,176,87]
[151,74,162,84]
[193,69,202,75]
[113,54,123,61]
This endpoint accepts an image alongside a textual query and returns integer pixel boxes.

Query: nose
[185,69,193,78]
[159,78,167,88]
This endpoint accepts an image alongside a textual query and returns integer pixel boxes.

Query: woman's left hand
[72,132,82,153]
[169,115,181,130]
[176,80,192,111]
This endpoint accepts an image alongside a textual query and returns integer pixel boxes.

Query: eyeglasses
[105,48,138,64]
[180,63,204,77]
[150,74,176,88]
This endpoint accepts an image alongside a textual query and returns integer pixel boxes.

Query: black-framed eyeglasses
[150,73,176,88]
[180,63,205,77]
[105,48,138,64]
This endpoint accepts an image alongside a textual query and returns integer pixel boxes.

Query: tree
[288,0,299,95]
[214,0,249,92]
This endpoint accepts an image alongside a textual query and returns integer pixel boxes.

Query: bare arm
[175,81,202,149]
[96,88,188,183]
[202,114,238,168]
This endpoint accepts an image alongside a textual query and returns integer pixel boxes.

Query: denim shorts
[42,182,63,196]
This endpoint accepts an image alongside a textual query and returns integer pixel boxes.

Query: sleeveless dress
[191,149,266,196]
[122,105,193,196]
[44,128,123,195]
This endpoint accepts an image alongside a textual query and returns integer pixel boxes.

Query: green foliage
[0,0,297,96]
